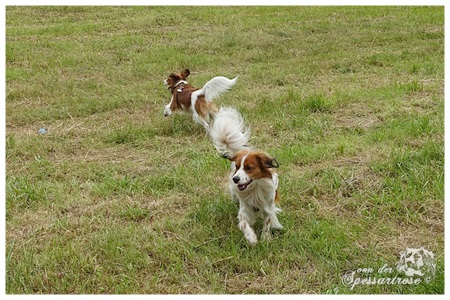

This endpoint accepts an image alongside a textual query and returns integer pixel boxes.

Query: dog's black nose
[232,176,240,184]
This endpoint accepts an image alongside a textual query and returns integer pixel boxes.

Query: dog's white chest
[232,176,278,208]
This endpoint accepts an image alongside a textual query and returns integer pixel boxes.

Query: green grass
[5,6,444,294]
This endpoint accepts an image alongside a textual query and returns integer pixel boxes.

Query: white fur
[194,76,238,103]
[210,107,282,246]
[163,95,174,117]
[209,107,251,157]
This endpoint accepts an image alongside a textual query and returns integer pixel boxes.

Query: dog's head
[225,150,279,191]
[163,69,190,91]
[163,69,190,117]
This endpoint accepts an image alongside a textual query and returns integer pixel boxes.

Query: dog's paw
[261,230,272,241]
[245,232,258,246]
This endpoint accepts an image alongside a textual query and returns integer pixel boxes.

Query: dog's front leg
[238,207,257,246]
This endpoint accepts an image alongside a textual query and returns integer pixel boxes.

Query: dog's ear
[257,153,279,169]
[222,153,235,161]
[181,69,190,80]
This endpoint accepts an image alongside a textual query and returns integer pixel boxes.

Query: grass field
[5,6,444,294]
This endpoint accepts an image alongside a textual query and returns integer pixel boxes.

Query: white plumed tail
[198,76,238,103]
[209,107,250,157]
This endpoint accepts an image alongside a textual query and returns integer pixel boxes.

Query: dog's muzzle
[163,79,171,90]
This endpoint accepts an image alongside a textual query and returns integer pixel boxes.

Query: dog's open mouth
[237,180,253,191]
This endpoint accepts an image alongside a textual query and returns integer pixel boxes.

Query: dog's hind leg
[261,215,273,241]
[191,112,209,131]
[207,102,218,124]
[192,97,211,131]
[262,213,282,239]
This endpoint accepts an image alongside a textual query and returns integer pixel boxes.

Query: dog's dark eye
[245,165,253,171]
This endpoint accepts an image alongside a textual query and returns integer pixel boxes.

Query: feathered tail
[192,76,238,103]
[209,107,251,157]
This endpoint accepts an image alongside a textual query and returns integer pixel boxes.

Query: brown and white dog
[163,69,238,130]
[209,107,282,246]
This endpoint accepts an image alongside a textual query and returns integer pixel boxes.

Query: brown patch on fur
[242,152,275,180]
[193,96,217,120]
[170,85,195,111]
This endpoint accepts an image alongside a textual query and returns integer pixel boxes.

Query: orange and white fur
[210,107,282,245]
[163,69,238,131]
